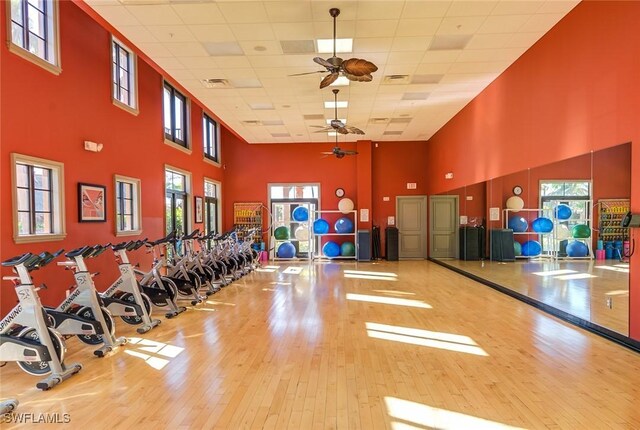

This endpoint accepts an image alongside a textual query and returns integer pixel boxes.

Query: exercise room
[2,1,640,429]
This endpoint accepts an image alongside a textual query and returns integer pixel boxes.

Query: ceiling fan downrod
[330,8,340,59]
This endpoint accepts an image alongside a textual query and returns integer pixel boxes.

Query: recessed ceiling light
[229,79,262,89]
[326,119,346,125]
[429,34,472,51]
[262,120,284,126]
[254,45,267,52]
[250,102,275,110]
[401,92,430,101]
[281,40,316,54]
[303,114,325,120]
[328,76,350,86]
[410,74,443,84]
[317,38,353,54]
[203,41,244,56]
[325,101,348,109]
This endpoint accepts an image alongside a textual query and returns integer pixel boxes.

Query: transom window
[8,0,60,73]
[114,175,142,235]
[203,114,219,162]
[163,82,188,148]
[11,153,65,243]
[112,37,137,113]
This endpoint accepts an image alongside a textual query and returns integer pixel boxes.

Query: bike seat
[112,241,130,251]
[66,246,91,258]
[2,253,34,267]
[183,229,200,240]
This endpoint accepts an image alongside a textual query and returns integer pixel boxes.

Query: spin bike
[0,253,82,390]
[57,245,127,357]
[0,399,18,414]
[100,240,161,333]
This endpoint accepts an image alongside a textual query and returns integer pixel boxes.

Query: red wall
[0,2,223,314]
[425,1,640,340]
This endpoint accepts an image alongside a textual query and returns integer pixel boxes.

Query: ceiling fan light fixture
[326,118,347,125]
[328,76,350,86]
[316,38,353,54]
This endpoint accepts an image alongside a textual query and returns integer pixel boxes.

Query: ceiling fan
[290,8,378,89]
[321,144,358,159]
[311,89,364,135]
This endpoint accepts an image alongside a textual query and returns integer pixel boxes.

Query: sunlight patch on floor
[555,273,596,280]
[372,289,416,296]
[532,269,577,277]
[344,269,398,277]
[125,337,185,370]
[605,289,629,296]
[594,265,629,273]
[346,293,431,308]
[385,397,526,429]
[344,273,398,281]
[283,267,304,275]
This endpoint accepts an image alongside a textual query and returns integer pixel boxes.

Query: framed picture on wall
[78,183,106,222]
[195,196,203,223]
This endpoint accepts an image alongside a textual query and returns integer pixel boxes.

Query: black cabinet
[459,226,485,260]
[385,227,399,261]
[490,229,515,262]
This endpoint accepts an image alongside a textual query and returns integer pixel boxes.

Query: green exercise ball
[274,226,289,240]
[513,241,522,257]
[340,241,356,257]
[572,224,590,239]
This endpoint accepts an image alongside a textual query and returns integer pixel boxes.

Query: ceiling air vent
[303,114,325,121]
[369,117,390,125]
[201,78,230,89]
[382,75,410,85]
[390,118,412,124]
[271,133,291,138]
[383,131,403,136]
[242,120,262,126]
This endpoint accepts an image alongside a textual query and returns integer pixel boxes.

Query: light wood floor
[435,258,629,335]
[2,260,640,429]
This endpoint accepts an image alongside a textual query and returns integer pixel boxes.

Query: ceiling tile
[356,1,404,20]
[125,5,183,26]
[447,61,508,74]
[446,1,498,17]
[437,16,486,34]
[147,25,196,43]
[395,18,442,37]
[313,20,356,39]
[217,2,269,24]
[421,50,461,64]
[537,0,580,14]
[229,23,276,41]
[519,13,564,33]
[391,37,432,52]
[189,25,236,43]
[215,56,252,69]
[264,2,313,23]
[457,47,526,63]
[154,56,185,71]
[119,26,158,44]
[477,14,530,34]
[466,33,512,49]
[137,42,174,58]
[504,32,543,48]
[171,3,226,25]
[165,42,210,58]
[414,63,452,74]
[401,1,451,19]
[272,23,316,40]
[492,1,544,16]
[177,57,219,69]
[356,20,398,38]
[353,38,393,53]
[92,5,140,26]
[240,40,284,56]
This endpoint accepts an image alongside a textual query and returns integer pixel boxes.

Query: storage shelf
[312,210,358,260]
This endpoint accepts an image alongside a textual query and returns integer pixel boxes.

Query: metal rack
[597,198,630,242]
[313,210,358,260]
[233,202,263,245]
[503,208,554,259]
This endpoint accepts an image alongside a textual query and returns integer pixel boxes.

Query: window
[204,179,220,237]
[114,175,142,236]
[165,168,190,236]
[203,114,219,163]
[11,153,65,243]
[111,37,138,114]
[8,0,61,74]
[163,82,188,149]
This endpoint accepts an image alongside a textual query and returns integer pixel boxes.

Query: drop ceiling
[84,0,580,144]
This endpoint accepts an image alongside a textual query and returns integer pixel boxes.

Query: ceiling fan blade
[319,72,339,89]
[345,126,365,135]
[314,129,332,133]
[288,70,326,76]
[341,58,378,76]
[335,127,350,135]
[344,73,373,82]
[313,57,333,68]
[320,152,335,155]
[341,150,358,155]
[310,125,331,129]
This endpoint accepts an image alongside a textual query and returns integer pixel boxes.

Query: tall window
[203,114,219,162]
[112,37,137,113]
[165,169,188,236]
[163,82,188,147]
[204,179,219,236]
[12,153,65,243]
[8,0,60,73]
[114,175,141,235]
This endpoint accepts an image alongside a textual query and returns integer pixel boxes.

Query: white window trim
[5,0,62,76]
[163,81,191,153]
[204,177,222,234]
[11,153,66,244]
[114,174,142,237]
[165,164,192,234]
[111,36,139,116]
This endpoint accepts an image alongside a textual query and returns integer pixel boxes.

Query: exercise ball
[556,224,572,239]
[508,216,528,233]
[294,225,309,241]
[513,241,522,257]
[322,241,340,258]
[554,204,572,220]
[335,217,354,234]
[572,224,591,238]
[566,240,589,257]
[274,226,289,240]
[521,240,542,257]
[291,206,309,222]
[276,242,296,258]
[506,196,525,212]
[313,218,330,234]
[531,217,553,233]
[338,198,354,214]
[341,241,356,257]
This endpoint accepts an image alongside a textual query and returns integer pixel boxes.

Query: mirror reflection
[432,143,631,336]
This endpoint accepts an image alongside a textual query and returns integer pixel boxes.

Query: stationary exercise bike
[57,245,127,357]
[0,398,18,414]
[0,253,82,390]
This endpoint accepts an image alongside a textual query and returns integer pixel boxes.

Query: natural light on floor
[344,273,398,281]
[594,265,630,273]
[366,322,488,356]
[283,267,304,275]
[555,273,596,280]
[373,289,416,296]
[606,289,629,296]
[344,270,398,277]
[257,265,280,273]
[385,397,526,430]
[346,293,431,308]
[532,269,577,277]
[124,337,184,370]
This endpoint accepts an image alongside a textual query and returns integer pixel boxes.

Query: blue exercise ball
[554,204,572,220]
[313,218,330,234]
[531,217,553,233]
[334,217,354,234]
[513,241,522,257]
[566,240,589,257]
[521,240,542,257]
[508,216,528,233]
[291,206,309,222]
[323,241,340,258]
[276,242,296,258]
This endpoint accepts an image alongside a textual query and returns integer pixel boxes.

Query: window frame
[11,153,66,244]
[163,81,191,153]
[203,113,220,165]
[6,0,61,75]
[204,178,221,236]
[164,165,192,236]
[111,36,138,115]
[114,175,142,236]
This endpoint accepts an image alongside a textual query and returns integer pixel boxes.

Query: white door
[397,196,428,259]
[429,196,458,258]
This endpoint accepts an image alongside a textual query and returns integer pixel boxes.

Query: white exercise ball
[556,224,572,239]
[505,196,524,212]
[294,225,309,241]
[338,198,354,214]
